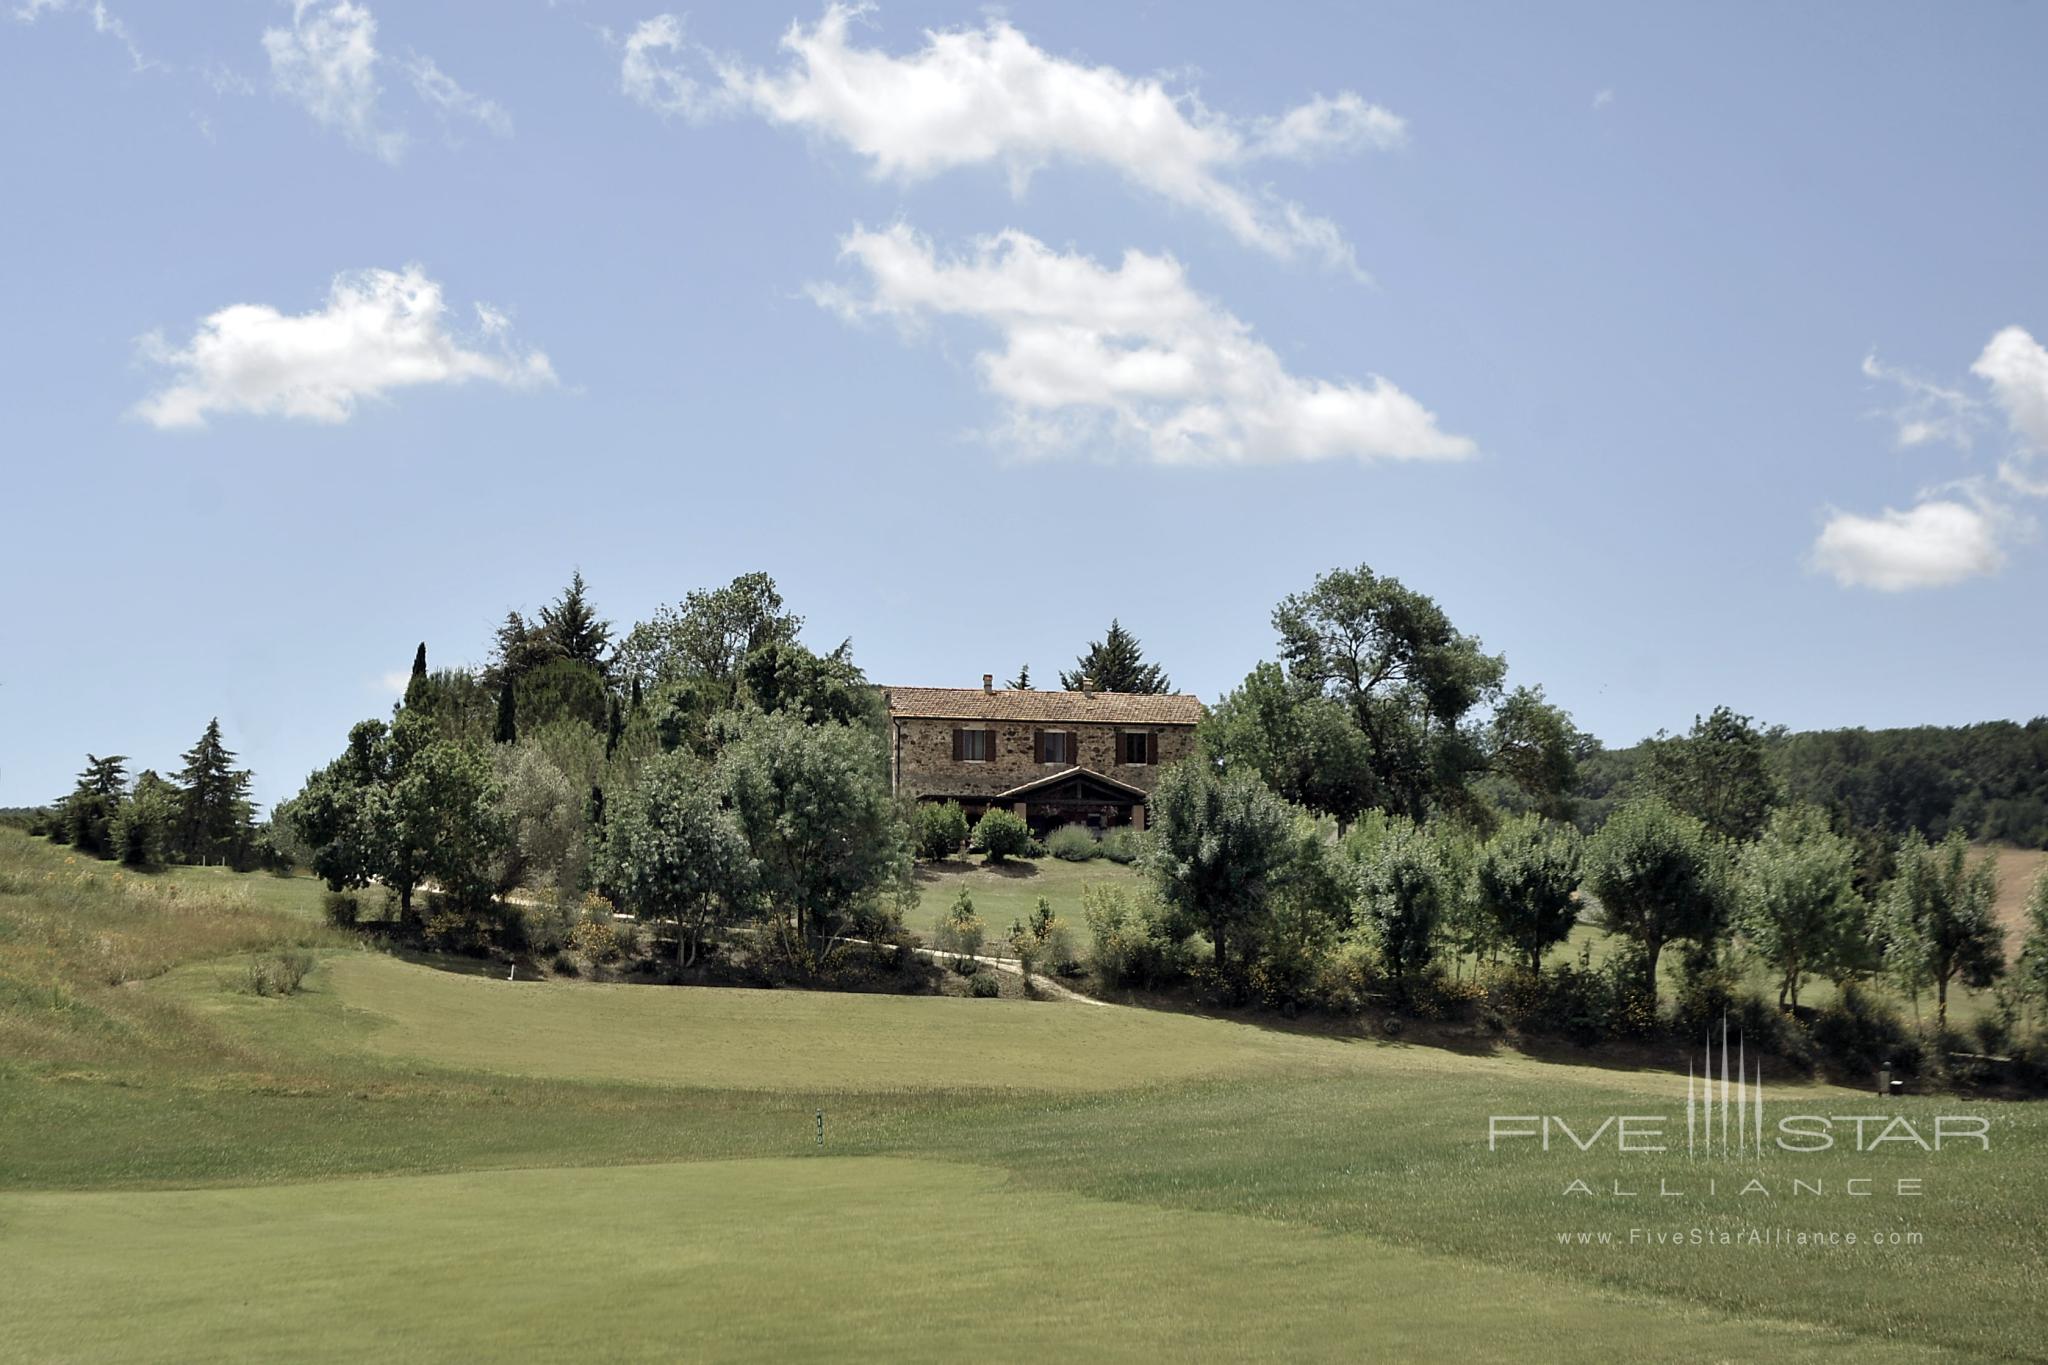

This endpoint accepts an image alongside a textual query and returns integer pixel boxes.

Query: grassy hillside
[4,829,2044,1362]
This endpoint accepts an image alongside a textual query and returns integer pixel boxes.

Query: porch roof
[991,766,1152,802]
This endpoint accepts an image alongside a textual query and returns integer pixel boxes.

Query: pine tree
[494,678,518,745]
[1006,664,1032,690]
[1060,619,1170,694]
[539,571,612,673]
[175,719,251,864]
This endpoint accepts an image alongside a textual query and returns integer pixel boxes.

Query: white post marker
[816,1108,824,1148]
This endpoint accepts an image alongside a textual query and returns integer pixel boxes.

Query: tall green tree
[1644,706,1782,844]
[1144,761,1295,974]
[2017,865,2048,1027]
[1201,662,1378,830]
[1061,619,1170,693]
[1584,797,1727,997]
[740,639,884,730]
[615,572,802,696]
[494,678,518,745]
[1005,663,1032,691]
[61,754,129,857]
[1210,568,1581,828]
[539,570,612,673]
[1875,831,2004,1028]
[602,751,757,967]
[111,770,178,869]
[173,718,252,865]
[291,712,506,922]
[1735,805,1869,1009]
[716,709,909,954]
[1355,817,1454,997]
[1477,814,1584,974]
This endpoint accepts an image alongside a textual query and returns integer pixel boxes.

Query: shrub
[571,915,621,963]
[422,902,505,957]
[1045,825,1101,862]
[968,972,1001,998]
[951,954,981,977]
[915,801,971,862]
[550,951,578,977]
[1099,828,1143,864]
[1082,882,1190,988]
[243,950,314,997]
[322,891,361,928]
[971,808,1034,864]
[932,889,986,958]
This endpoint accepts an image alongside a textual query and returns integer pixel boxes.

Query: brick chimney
[982,673,994,693]
[1082,674,1096,697]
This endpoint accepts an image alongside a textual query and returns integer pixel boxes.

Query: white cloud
[620,13,714,118]
[12,0,157,72]
[134,266,556,429]
[407,52,513,138]
[622,6,1402,272]
[814,224,1472,466]
[376,670,412,694]
[1861,351,1977,450]
[1811,500,2005,591]
[264,0,406,162]
[1971,325,2048,493]
[1592,88,1615,110]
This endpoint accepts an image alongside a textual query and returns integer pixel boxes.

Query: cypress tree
[605,694,625,758]
[404,642,430,709]
[494,678,518,745]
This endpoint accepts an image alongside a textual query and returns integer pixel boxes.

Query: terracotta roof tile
[880,686,1204,725]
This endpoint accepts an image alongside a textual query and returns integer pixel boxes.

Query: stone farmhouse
[881,675,1204,834]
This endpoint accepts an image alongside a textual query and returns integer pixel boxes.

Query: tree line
[31,719,273,871]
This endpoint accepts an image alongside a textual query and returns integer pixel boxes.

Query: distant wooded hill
[1575,718,2048,849]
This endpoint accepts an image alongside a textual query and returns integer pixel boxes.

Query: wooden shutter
[1067,731,1079,767]
[1148,732,1158,765]
[952,728,964,761]
[984,728,997,761]
[1033,729,1044,763]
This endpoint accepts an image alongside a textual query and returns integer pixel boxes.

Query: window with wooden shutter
[953,728,964,761]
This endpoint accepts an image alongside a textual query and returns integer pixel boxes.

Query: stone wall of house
[893,717,1196,801]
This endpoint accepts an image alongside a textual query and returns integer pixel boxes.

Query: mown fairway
[2,830,2043,1362]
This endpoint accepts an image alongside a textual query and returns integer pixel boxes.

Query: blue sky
[2,1,2044,811]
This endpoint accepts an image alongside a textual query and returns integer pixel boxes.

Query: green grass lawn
[1,1157,1956,1364]
[5,829,2045,1362]
[908,852,1138,943]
